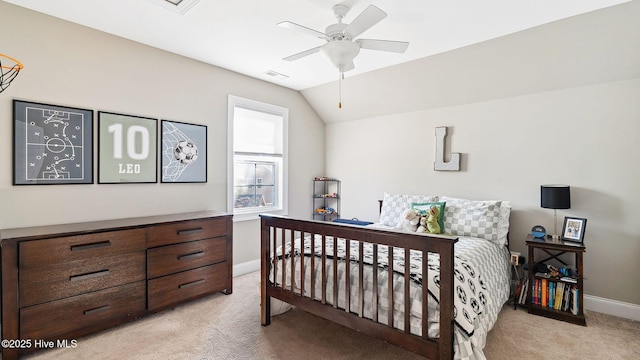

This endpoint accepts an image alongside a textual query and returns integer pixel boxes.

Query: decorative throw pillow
[378,192,438,227]
[440,197,511,246]
[439,196,502,243]
[411,201,446,234]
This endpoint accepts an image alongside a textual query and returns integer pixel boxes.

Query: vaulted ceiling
[3,0,629,91]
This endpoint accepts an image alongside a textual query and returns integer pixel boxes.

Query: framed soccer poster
[161,120,207,183]
[98,111,157,183]
[13,100,93,185]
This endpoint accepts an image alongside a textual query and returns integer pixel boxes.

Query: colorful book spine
[555,282,564,310]
[541,279,548,307]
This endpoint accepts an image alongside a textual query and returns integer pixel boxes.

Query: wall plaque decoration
[434,126,460,171]
[161,120,207,183]
[13,100,93,185]
[98,111,157,183]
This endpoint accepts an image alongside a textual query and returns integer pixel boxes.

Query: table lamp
[541,185,571,239]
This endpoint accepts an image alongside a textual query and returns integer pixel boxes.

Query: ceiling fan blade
[283,46,321,61]
[357,39,409,53]
[344,5,387,38]
[278,21,326,40]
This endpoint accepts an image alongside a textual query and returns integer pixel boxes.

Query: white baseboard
[584,294,640,321]
[233,259,260,277]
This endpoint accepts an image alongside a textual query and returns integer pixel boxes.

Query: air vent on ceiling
[146,0,201,15]
[265,70,289,80]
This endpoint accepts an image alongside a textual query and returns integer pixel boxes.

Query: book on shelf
[554,282,564,310]
[514,280,522,301]
[529,277,580,313]
[571,286,579,315]
[562,283,571,311]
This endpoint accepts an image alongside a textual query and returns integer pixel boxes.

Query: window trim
[227,95,288,222]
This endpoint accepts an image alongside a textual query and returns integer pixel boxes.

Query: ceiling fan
[278,4,409,73]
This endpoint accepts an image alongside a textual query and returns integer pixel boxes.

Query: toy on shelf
[314,176,337,181]
[315,207,336,215]
[315,192,338,198]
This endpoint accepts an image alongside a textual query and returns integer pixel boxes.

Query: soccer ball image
[173,140,198,164]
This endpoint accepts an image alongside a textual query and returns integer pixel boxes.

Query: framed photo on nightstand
[561,217,587,243]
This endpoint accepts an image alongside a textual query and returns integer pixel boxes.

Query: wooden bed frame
[260,214,458,359]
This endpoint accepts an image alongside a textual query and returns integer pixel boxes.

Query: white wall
[0,2,325,266]
[321,2,640,306]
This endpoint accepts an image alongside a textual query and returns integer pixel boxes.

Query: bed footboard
[260,214,458,360]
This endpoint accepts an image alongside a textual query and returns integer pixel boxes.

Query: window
[227,95,288,221]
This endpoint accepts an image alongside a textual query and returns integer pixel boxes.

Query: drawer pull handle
[177,228,204,236]
[178,251,205,260]
[83,305,110,315]
[71,241,111,251]
[179,279,205,289]
[70,269,110,282]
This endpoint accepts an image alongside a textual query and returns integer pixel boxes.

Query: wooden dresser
[1,211,232,360]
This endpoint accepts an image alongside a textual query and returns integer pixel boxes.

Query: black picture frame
[160,120,207,183]
[13,100,94,185]
[561,217,587,243]
[98,111,158,184]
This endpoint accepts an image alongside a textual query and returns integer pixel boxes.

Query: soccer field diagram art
[13,100,93,185]
[161,120,207,183]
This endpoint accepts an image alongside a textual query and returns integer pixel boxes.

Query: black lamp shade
[541,185,571,209]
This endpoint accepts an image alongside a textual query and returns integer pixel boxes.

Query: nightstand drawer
[20,281,146,340]
[147,237,228,279]
[19,251,146,307]
[19,228,147,269]
[147,262,229,311]
[147,218,227,247]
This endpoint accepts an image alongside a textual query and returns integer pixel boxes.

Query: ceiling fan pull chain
[338,69,344,109]
[338,69,343,109]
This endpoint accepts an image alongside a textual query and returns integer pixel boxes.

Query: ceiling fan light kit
[279,3,409,108]
[320,40,359,71]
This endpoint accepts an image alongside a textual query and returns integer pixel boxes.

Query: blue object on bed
[332,218,374,226]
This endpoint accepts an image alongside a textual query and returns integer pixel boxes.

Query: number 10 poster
[98,112,157,183]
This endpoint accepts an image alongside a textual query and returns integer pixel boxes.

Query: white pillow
[439,196,506,245]
[379,192,438,227]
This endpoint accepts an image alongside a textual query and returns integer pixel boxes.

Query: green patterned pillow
[411,202,446,234]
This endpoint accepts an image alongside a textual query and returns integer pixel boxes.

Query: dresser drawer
[19,251,146,307]
[20,281,146,340]
[147,217,227,248]
[147,237,228,279]
[19,228,147,269]
[148,262,229,311]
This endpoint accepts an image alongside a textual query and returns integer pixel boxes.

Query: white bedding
[270,230,510,360]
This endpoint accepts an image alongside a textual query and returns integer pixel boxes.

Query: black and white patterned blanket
[276,236,489,336]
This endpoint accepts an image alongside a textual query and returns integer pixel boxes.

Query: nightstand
[525,234,586,326]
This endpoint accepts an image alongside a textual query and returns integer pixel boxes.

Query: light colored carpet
[18,271,640,360]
